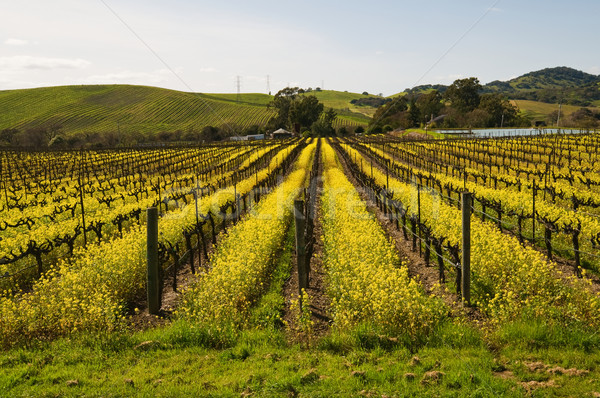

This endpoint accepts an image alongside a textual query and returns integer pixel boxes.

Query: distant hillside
[0,85,369,138]
[402,84,449,96]
[484,67,600,106]
[396,67,600,106]
[486,67,599,92]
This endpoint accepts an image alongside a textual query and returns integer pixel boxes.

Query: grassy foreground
[3,320,600,397]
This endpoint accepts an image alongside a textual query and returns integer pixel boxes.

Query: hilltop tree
[444,77,482,113]
[267,87,324,132]
[267,87,300,130]
[289,95,324,132]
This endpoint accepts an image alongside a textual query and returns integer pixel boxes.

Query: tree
[267,87,300,130]
[15,127,48,148]
[444,77,482,113]
[337,126,349,136]
[267,87,324,132]
[311,108,337,137]
[44,124,63,143]
[408,97,420,127]
[369,96,409,131]
[568,107,599,128]
[477,93,518,127]
[416,90,444,124]
[289,95,324,132]
[201,126,220,142]
[0,128,19,145]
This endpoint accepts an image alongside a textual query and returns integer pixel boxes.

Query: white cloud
[0,55,90,70]
[4,38,29,46]
[198,67,216,73]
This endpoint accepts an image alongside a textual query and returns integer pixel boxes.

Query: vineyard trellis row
[0,138,308,346]
[2,132,600,350]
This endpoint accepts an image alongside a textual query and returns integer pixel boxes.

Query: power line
[98,0,239,136]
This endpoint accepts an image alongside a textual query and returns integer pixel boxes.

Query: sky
[1,0,599,96]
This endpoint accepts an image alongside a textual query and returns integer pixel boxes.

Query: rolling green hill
[0,85,369,137]
[486,66,599,92]
[484,67,600,106]
[308,90,380,118]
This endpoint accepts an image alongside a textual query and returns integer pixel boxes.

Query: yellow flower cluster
[320,142,445,338]
[0,144,265,289]
[344,143,600,329]
[370,145,600,240]
[0,143,300,347]
[176,141,316,327]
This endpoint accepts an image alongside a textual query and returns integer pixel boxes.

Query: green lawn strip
[0,328,510,397]
[3,311,600,396]
[403,127,445,139]
[248,222,294,331]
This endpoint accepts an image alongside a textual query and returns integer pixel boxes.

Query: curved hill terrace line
[0,85,369,136]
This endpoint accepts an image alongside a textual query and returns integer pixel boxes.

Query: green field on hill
[511,99,600,121]
[0,85,370,137]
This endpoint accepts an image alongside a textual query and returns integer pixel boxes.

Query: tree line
[369,77,530,133]
[369,77,600,133]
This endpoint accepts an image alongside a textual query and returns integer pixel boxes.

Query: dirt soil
[282,148,332,342]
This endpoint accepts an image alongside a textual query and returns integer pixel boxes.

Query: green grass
[0,85,370,137]
[3,318,600,397]
[0,85,275,136]
[306,90,379,118]
[511,99,600,121]
[392,128,445,139]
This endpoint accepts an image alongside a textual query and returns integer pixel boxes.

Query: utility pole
[236,75,241,102]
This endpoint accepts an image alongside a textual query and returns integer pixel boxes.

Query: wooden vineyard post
[417,184,422,257]
[386,159,389,191]
[461,192,472,306]
[147,207,161,315]
[532,181,536,244]
[194,180,200,225]
[294,200,308,305]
